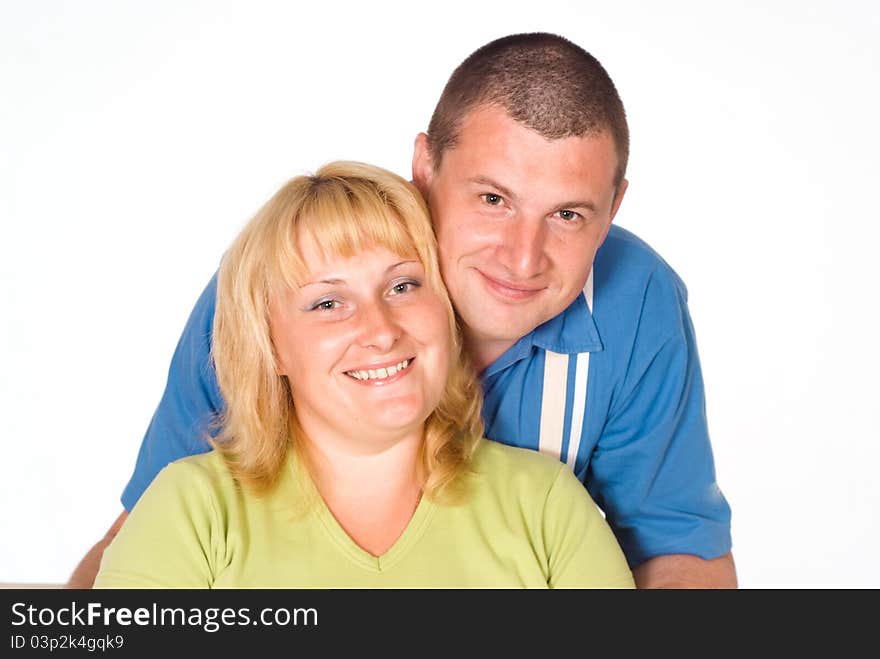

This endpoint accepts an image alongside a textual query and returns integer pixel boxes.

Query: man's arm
[69,272,224,588]
[94,461,218,588]
[633,552,737,589]
[587,245,733,582]
[120,273,222,511]
[66,511,129,589]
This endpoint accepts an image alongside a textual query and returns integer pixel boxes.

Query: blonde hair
[211,161,483,501]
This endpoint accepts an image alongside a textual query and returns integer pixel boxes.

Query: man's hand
[632,552,737,589]
[65,511,129,589]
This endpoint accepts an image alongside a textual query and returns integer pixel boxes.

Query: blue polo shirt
[122,224,732,567]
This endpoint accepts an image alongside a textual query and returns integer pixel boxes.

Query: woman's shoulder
[163,449,228,478]
[152,450,237,498]
[470,439,568,493]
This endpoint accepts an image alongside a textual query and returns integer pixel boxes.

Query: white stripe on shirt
[584,267,594,310]
[538,351,568,460]
[538,270,595,465]
[564,271,593,469]
[565,352,590,470]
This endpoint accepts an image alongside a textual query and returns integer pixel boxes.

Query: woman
[94,162,634,588]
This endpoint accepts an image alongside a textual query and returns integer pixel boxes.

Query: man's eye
[481,193,504,206]
[556,209,581,222]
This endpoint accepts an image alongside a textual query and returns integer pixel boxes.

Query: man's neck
[464,334,518,375]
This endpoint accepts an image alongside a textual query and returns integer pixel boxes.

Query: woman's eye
[390,280,420,295]
[310,299,340,311]
[481,193,504,206]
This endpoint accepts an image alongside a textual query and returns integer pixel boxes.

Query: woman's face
[270,237,452,453]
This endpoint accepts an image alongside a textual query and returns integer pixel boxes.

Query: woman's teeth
[345,359,411,381]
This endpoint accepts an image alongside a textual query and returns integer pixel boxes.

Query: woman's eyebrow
[299,277,345,288]
[299,260,419,288]
[386,259,420,273]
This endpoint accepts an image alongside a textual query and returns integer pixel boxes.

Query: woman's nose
[357,302,402,352]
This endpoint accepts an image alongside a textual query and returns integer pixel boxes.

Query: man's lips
[476,270,545,301]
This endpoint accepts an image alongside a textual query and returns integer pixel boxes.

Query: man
[69,32,735,588]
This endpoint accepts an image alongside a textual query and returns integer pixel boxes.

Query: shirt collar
[482,275,604,378]
[531,289,603,354]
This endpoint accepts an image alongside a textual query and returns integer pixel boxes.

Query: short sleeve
[587,266,732,567]
[544,465,635,589]
[96,459,221,588]
[120,272,224,511]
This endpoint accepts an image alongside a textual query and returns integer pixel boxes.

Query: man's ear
[411,132,433,198]
[599,179,628,245]
[610,178,628,222]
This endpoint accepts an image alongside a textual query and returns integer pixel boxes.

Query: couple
[95,161,635,587]
[85,32,735,588]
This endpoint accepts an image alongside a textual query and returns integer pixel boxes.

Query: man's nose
[497,215,549,279]
[357,301,402,352]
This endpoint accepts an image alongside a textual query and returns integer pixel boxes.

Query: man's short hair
[427,32,629,188]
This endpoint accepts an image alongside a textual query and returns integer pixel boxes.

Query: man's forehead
[456,103,612,146]
[447,105,616,164]
[441,110,618,194]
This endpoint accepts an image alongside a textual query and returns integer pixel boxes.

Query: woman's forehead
[303,236,417,265]
[286,235,422,287]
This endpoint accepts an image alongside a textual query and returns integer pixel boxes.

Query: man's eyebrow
[469,176,598,212]
[468,176,518,203]
[555,199,598,213]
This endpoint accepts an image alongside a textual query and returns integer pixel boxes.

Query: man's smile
[475,269,547,302]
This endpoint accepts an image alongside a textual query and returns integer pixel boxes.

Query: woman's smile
[344,357,414,383]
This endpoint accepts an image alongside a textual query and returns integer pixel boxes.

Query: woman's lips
[343,358,414,385]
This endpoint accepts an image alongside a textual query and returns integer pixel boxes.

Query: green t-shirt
[95,439,634,588]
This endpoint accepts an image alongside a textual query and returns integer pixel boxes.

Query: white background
[2,0,878,588]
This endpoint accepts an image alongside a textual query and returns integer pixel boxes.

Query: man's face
[413,104,627,367]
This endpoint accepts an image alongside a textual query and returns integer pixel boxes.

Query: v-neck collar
[286,455,437,573]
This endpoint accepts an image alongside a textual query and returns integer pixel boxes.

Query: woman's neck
[305,432,423,501]
[299,426,425,556]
